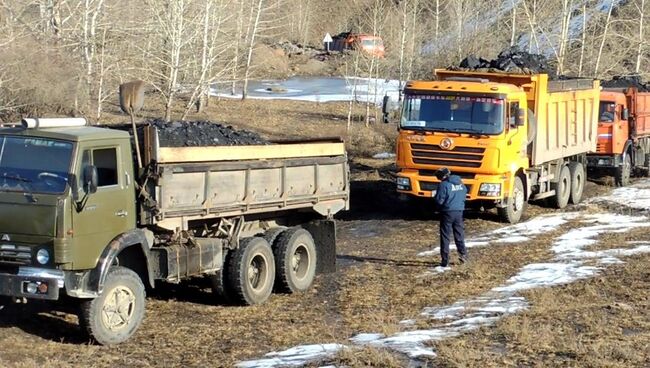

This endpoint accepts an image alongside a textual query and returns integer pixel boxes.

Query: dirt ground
[0,98,647,367]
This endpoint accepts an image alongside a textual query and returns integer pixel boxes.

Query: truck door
[71,144,134,269]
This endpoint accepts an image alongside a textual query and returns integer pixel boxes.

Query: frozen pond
[211,76,401,105]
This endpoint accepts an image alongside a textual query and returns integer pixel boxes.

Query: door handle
[115,210,128,217]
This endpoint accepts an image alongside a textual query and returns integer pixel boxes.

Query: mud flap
[302,220,336,274]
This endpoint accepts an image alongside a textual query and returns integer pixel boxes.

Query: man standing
[434,167,468,267]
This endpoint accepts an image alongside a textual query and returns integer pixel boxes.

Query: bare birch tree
[635,0,646,73]
[594,0,615,76]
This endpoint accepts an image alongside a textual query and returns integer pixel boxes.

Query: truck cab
[396,79,528,202]
[0,120,135,302]
[395,70,599,223]
[587,88,650,186]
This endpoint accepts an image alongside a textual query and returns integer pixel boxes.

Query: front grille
[596,142,610,153]
[419,181,472,197]
[420,181,438,191]
[0,244,32,266]
[411,143,485,168]
[419,170,476,180]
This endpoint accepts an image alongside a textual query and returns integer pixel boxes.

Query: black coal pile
[145,119,268,147]
[455,47,555,77]
[601,75,650,91]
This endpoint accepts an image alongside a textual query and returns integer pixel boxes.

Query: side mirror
[83,165,98,194]
[515,108,526,127]
[68,173,79,200]
[622,108,629,120]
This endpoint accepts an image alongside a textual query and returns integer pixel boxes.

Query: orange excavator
[331,31,385,58]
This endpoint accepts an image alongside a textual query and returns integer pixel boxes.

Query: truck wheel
[615,154,632,187]
[226,237,275,305]
[261,227,287,246]
[551,165,571,209]
[209,264,235,305]
[497,176,526,224]
[568,162,585,204]
[273,228,317,293]
[78,266,146,345]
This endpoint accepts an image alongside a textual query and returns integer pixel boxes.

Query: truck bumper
[0,267,64,301]
[395,170,506,201]
[587,155,619,169]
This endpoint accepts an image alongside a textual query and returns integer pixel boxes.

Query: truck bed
[531,77,600,165]
[138,126,349,229]
[624,88,650,138]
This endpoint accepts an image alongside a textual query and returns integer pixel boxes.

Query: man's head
[435,167,451,181]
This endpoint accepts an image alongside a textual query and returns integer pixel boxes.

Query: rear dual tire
[569,162,585,204]
[552,162,585,208]
[272,228,317,293]
[224,237,276,306]
[213,227,318,303]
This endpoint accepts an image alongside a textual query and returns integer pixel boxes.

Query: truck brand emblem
[1,234,9,241]
[440,138,454,150]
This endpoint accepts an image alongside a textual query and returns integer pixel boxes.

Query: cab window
[79,147,119,189]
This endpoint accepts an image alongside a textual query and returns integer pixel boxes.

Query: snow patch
[591,180,650,211]
[236,344,345,368]
[372,152,396,159]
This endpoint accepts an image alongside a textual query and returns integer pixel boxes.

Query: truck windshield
[0,136,73,194]
[599,101,616,122]
[401,94,505,135]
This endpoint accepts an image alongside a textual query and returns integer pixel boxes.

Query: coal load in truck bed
[145,119,268,147]
[454,47,556,77]
[601,75,650,91]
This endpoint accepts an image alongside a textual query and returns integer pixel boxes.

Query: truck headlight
[36,249,50,265]
[479,183,501,197]
[396,177,411,190]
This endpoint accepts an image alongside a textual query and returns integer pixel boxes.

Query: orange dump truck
[395,70,600,223]
[586,88,650,186]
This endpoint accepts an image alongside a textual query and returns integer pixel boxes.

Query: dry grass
[434,252,650,367]
[326,346,407,367]
[99,94,397,158]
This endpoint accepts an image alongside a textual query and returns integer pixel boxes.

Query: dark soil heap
[454,47,556,77]
[144,119,268,147]
[601,75,650,91]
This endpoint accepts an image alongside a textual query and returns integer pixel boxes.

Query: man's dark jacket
[434,175,467,211]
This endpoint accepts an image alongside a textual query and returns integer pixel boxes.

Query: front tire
[569,162,585,204]
[79,266,146,345]
[273,228,317,293]
[551,165,571,209]
[226,237,275,305]
[615,154,632,187]
[497,176,526,224]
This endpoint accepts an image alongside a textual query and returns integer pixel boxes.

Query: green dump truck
[0,118,349,345]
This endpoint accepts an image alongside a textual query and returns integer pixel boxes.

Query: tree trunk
[578,4,587,76]
[594,0,614,77]
[636,0,646,73]
[510,0,516,46]
[397,0,408,101]
[231,0,245,95]
[242,0,264,100]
